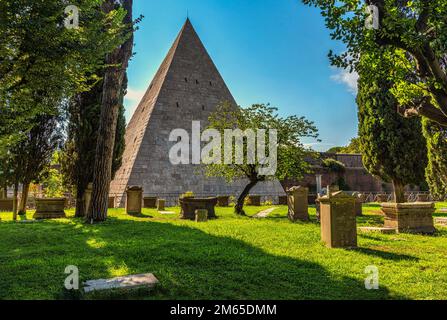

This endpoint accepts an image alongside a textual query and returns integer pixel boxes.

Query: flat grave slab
[438,208,447,213]
[84,273,159,293]
[159,211,176,215]
[253,208,277,218]
[358,227,397,234]
[435,217,447,226]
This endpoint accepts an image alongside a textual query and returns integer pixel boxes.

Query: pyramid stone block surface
[110,19,284,206]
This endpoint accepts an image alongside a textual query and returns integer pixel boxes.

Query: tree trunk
[235,180,258,215]
[12,182,18,221]
[75,179,88,218]
[87,0,133,223]
[393,180,406,203]
[18,181,30,215]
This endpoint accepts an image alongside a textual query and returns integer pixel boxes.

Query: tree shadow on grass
[354,248,419,262]
[0,216,408,300]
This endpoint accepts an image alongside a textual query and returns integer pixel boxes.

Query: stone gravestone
[126,186,143,215]
[287,186,309,222]
[352,192,364,216]
[248,195,261,206]
[34,198,67,219]
[157,199,166,211]
[319,188,357,248]
[143,196,157,209]
[381,202,435,234]
[195,209,208,222]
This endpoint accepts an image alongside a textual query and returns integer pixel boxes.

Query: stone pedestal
[34,198,66,219]
[319,191,357,248]
[179,197,218,220]
[381,202,436,234]
[247,195,261,206]
[108,197,115,209]
[0,199,14,212]
[157,199,166,211]
[352,193,364,216]
[126,186,143,215]
[217,196,230,207]
[143,197,157,208]
[195,209,208,222]
[287,186,309,222]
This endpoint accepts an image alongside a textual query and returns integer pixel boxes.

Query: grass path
[0,204,446,300]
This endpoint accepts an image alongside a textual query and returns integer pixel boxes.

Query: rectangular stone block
[0,199,14,212]
[143,197,157,208]
[381,202,435,234]
[320,191,357,248]
[287,186,309,222]
[126,186,143,214]
[84,273,159,293]
[34,198,66,219]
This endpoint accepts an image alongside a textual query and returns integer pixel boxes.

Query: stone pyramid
[110,19,285,206]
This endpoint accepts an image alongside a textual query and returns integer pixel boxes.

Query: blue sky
[125,0,359,151]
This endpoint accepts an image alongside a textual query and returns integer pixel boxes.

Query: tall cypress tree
[357,62,428,203]
[61,74,127,217]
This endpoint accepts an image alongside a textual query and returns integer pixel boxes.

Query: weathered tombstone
[247,195,261,206]
[84,183,93,214]
[381,202,436,234]
[319,188,357,248]
[143,196,157,208]
[34,198,67,219]
[157,199,166,211]
[0,199,14,212]
[278,196,288,205]
[195,209,208,222]
[108,196,115,209]
[287,186,309,222]
[126,186,143,215]
[217,196,230,207]
[179,197,217,220]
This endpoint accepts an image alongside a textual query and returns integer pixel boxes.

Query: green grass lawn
[0,203,446,300]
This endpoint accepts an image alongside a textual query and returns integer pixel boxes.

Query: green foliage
[41,152,66,198]
[357,56,427,188]
[302,0,447,126]
[205,103,319,182]
[0,0,131,158]
[322,158,346,174]
[422,119,447,199]
[180,191,195,198]
[327,138,362,154]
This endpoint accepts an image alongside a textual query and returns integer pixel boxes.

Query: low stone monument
[126,186,143,215]
[34,198,67,219]
[143,196,157,209]
[195,209,208,222]
[157,199,166,211]
[287,186,309,222]
[381,202,436,234]
[247,195,261,206]
[179,197,218,220]
[217,196,230,207]
[319,188,357,248]
[108,197,115,209]
[0,199,14,212]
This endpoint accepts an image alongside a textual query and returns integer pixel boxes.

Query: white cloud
[125,88,146,102]
[331,69,359,95]
[124,88,146,123]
